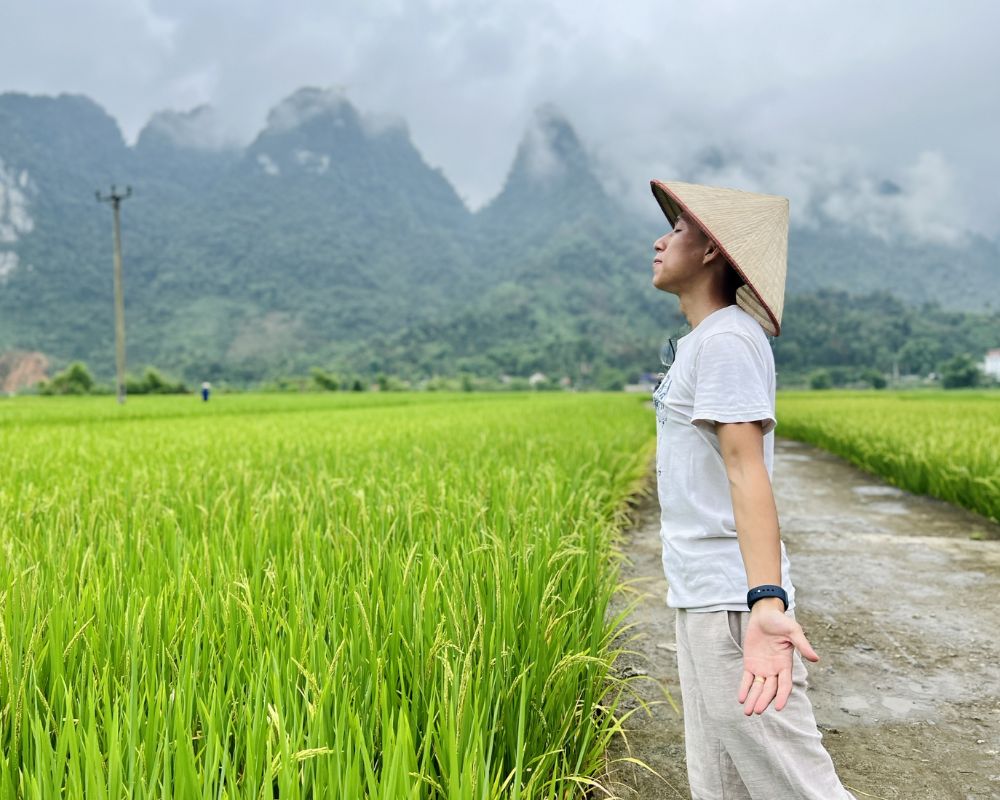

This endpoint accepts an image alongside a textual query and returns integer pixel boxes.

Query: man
[648,179,856,799]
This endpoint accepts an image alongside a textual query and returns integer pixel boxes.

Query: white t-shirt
[652,303,796,612]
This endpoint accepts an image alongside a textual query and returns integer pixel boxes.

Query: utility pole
[96,185,132,404]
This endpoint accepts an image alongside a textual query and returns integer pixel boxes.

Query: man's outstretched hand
[737,600,819,715]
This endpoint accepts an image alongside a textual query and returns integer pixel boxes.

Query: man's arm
[717,419,782,590]
[717,419,819,716]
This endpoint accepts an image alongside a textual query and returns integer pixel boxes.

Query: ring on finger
[753,675,765,684]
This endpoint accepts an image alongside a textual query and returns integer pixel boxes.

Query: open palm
[738,607,820,715]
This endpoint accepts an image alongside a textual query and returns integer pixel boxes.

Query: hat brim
[651,180,685,228]
[649,179,781,337]
[651,179,731,259]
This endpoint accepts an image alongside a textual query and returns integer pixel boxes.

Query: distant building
[982,348,1000,380]
[528,371,547,387]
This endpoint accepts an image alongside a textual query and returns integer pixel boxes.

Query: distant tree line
[805,353,990,390]
[24,286,999,400]
[26,352,996,396]
[37,362,187,396]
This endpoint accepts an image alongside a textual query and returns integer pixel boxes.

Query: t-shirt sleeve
[691,331,776,436]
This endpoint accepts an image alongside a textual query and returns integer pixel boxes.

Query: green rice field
[0,393,654,799]
[2,388,996,798]
[777,390,1000,524]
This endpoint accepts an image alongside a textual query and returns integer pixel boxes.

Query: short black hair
[722,262,746,302]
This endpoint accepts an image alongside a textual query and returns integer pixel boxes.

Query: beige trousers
[675,608,857,800]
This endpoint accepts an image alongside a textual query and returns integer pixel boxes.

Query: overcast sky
[2,0,998,241]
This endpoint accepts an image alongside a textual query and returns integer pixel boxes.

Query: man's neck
[679,294,735,330]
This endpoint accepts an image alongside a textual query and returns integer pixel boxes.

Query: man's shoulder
[702,307,771,348]
[696,308,775,372]
[723,304,771,337]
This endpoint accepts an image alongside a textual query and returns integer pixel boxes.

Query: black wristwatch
[747,584,788,611]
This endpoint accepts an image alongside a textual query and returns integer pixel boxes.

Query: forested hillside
[0,88,996,387]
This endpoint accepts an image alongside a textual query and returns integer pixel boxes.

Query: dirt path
[601,436,1000,800]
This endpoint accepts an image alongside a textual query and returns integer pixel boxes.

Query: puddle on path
[853,485,907,498]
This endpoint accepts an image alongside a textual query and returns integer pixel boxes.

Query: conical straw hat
[650,179,789,337]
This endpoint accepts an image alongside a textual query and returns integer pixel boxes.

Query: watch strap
[747,584,788,611]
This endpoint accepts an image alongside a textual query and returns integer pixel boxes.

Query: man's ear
[703,240,721,265]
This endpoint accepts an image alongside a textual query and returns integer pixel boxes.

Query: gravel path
[601,436,1000,800]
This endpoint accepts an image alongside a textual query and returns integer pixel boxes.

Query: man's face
[651,211,711,293]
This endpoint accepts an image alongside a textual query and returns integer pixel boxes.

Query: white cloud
[256,154,280,176]
[641,145,970,244]
[519,106,567,180]
[0,0,997,238]
[142,105,235,150]
[816,151,964,245]
[265,87,351,134]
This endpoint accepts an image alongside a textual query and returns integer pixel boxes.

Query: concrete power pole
[96,185,132,404]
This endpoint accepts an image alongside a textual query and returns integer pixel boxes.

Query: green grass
[777,389,1000,524]
[0,392,656,798]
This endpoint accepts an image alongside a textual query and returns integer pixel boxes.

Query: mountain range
[0,87,996,388]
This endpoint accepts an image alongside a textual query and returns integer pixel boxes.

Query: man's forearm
[727,457,782,590]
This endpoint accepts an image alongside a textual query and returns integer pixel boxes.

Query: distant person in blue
[201,381,211,402]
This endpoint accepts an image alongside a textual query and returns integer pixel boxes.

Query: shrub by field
[0,393,654,799]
